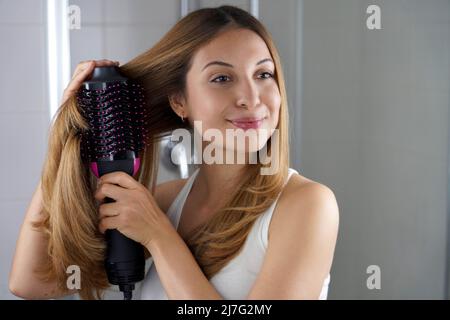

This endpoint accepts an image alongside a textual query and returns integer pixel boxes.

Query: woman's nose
[235,79,261,109]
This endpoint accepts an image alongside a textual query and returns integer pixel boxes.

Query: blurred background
[1,0,449,299]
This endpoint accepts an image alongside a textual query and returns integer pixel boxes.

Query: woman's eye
[211,75,231,83]
[210,72,274,83]
[259,72,274,79]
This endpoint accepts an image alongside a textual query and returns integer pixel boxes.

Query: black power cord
[120,284,135,300]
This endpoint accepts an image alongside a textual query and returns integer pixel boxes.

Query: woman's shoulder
[287,172,338,217]
[269,171,339,240]
[154,178,189,214]
[282,171,337,205]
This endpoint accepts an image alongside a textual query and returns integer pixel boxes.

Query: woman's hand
[61,59,120,106]
[94,171,172,249]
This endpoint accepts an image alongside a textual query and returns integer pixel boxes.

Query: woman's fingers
[91,59,120,67]
[62,61,95,102]
[98,202,120,219]
[71,60,93,80]
[60,59,120,105]
[68,59,119,91]
[98,215,121,234]
[99,171,141,190]
[73,59,119,78]
[94,182,123,202]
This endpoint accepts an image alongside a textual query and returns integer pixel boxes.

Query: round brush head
[77,66,149,164]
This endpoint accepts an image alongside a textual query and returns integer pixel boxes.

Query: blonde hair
[33,5,290,299]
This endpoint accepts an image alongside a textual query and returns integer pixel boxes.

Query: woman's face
[178,27,281,157]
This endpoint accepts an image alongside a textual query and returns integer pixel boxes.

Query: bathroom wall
[300,0,450,299]
[0,0,49,299]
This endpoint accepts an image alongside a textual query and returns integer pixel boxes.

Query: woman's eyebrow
[201,58,274,71]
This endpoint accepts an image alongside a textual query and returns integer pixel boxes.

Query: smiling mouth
[227,117,266,130]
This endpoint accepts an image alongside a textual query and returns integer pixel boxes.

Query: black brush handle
[97,158,145,297]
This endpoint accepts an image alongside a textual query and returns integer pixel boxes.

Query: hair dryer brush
[77,66,149,300]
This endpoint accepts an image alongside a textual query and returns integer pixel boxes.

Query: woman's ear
[168,92,187,118]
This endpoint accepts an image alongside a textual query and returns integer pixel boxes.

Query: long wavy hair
[33,5,290,300]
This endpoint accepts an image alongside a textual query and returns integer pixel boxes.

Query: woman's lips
[228,118,265,130]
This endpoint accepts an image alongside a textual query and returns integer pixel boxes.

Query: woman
[9,5,339,300]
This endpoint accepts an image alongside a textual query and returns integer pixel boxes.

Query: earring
[180,114,185,122]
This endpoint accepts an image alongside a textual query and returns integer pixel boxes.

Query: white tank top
[100,167,330,299]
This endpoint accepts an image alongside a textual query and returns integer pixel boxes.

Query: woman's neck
[192,163,248,208]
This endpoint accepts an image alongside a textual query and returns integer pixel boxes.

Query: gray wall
[0,0,49,299]
[300,0,450,299]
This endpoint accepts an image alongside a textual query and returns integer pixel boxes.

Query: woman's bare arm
[9,171,184,299]
[8,180,77,299]
[9,59,123,299]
